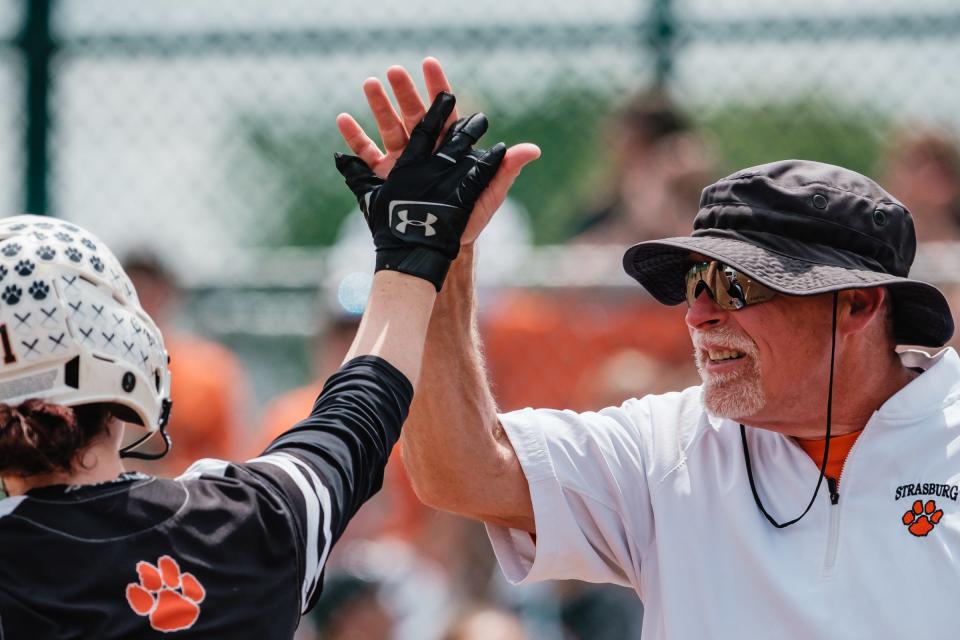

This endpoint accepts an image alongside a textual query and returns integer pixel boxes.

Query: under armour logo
[394,210,438,236]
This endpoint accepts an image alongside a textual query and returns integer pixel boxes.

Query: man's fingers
[483,143,542,203]
[437,113,489,163]
[363,78,408,154]
[336,113,386,169]
[422,57,458,128]
[423,58,454,104]
[386,66,427,133]
[462,142,541,245]
[396,92,456,167]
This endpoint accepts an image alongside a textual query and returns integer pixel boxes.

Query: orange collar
[794,430,863,482]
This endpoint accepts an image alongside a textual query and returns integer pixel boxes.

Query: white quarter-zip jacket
[487,348,960,639]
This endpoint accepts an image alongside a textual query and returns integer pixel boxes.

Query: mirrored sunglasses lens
[685,261,754,310]
[685,263,711,305]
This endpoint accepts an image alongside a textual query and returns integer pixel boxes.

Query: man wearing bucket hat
[345,59,960,640]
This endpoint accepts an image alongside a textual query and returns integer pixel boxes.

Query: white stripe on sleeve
[177,457,231,480]
[249,452,333,611]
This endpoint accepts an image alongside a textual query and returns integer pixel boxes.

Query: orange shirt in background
[482,290,693,412]
[255,383,323,454]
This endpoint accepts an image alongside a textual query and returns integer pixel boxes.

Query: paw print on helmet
[6,223,27,231]
[2,243,21,257]
[2,284,23,305]
[0,265,6,282]
[54,231,73,242]
[14,260,35,277]
[81,238,97,251]
[65,247,82,263]
[35,222,54,230]
[29,281,49,301]
[13,260,37,277]
[36,246,56,261]
[89,255,104,273]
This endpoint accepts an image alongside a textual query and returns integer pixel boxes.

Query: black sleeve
[241,355,413,612]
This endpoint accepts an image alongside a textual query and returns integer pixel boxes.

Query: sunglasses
[685,260,778,310]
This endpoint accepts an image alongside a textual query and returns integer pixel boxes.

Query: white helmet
[0,215,171,440]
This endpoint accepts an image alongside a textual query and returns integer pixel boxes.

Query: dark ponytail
[0,401,112,476]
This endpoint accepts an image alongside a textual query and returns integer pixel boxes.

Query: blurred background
[4,0,960,637]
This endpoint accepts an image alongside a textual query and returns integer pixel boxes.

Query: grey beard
[698,365,765,419]
[692,326,765,419]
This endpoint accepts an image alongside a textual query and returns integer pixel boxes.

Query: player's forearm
[264,356,413,544]
[402,246,533,529]
[344,270,436,385]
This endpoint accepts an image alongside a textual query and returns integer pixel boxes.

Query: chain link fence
[21,1,951,397]
[2,1,960,636]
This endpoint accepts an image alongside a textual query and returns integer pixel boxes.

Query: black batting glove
[335,92,506,291]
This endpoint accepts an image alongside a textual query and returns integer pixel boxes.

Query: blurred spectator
[572,348,700,409]
[556,581,643,640]
[252,276,448,548]
[879,125,960,242]
[310,572,394,640]
[254,313,360,450]
[313,539,456,640]
[573,89,716,243]
[482,290,692,412]
[123,251,251,475]
[442,606,527,640]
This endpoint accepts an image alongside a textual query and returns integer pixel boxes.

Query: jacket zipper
[822,434,860,574]
[823,477,841,574]
[826,477,840,505]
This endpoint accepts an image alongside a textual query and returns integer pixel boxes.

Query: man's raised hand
[336,57,540,246]
[335,92,505,291]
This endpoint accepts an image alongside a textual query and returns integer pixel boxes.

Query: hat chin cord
[740,291,838,528]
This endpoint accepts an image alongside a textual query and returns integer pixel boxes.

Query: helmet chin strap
[119,398,173,461]
[740,291,839,528]
[119,421,172,461]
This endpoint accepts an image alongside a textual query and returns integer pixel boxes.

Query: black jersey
[0,356,412,639]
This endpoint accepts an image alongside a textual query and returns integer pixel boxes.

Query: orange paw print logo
[902,500,944,537]
[125,555,206,632]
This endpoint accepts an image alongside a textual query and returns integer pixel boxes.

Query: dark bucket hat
[622,159,954,347]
